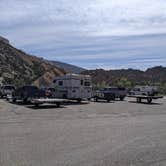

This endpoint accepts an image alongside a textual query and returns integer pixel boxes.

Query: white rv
[53,74,92,101]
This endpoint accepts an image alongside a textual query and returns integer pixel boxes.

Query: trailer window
[59,81,63,86]
[81,80,84,85]
[118,87,125,90]
[84,81,90,86]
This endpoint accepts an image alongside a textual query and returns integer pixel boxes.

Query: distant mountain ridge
[1,36,166,88]
[82,66,166,86]
[50,61,85,74]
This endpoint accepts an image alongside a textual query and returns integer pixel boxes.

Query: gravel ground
[0,97,166,166]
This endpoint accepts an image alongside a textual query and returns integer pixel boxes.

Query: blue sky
[0,0,166,70]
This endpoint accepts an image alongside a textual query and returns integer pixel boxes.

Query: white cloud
[0,0,166,69]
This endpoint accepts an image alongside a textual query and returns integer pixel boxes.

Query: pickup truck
[12,85,45,103]
[128,86,158,96]
[93,87,127,102]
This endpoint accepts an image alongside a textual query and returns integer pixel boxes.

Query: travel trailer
[52,74,92,101]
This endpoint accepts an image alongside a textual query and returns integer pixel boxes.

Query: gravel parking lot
[0,97,166,166]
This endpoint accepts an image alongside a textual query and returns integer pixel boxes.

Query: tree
[117,77,132,88]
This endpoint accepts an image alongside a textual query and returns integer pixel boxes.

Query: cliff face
[0,39,66,87]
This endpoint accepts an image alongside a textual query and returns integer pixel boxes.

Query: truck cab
[93,87,127,102]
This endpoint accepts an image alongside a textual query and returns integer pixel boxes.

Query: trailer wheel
[137,98,141,103]
[23,98,28,104]
[147,98,152,104]
[94,96,98,102]
[12,98,16,103]
[120,96,125,101]
[107,99,111,102]
[35,103,39,107]
[88,98,91,101]
[77,99,82,103]
[56,102,60,107]
[112,94,115,101]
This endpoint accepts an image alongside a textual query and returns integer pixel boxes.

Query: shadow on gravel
[26,101,90,110]
[27,105,66,109]
[91,101,115,103]
[128,101,163,105]
[11,102,33,106]
[63,101,90,106]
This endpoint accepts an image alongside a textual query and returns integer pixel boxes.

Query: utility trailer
[31,98,68,107]
[127,95,163,104]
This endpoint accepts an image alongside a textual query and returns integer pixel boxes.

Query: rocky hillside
[0,38,66,87]
[82,66,166,86]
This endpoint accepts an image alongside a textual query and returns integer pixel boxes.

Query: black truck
[12,85,45,103]
[93,87,127,102]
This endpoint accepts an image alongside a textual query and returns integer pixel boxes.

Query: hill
[0,37,66,87]
[50,61,85,73]
[82,66,166,86]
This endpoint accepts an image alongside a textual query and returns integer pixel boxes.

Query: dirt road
[0,97,166,166]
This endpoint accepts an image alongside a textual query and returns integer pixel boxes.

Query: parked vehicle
[93,87,127,102]
[52,74,92,102]
[0,85,15,98]
[12,85,45,103]
[128,86,158,96]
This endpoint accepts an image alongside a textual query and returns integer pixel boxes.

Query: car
[128,86,158,96]
[12,85,45,103]
[0,85,15,99]
[93,87,127,102]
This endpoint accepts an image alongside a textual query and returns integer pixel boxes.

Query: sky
[0,0,166,70]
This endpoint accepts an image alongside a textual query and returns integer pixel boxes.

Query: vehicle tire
[56,102,60,107]
[120,96,125,101]
[23,98,27,103]
[111,94,115,101]
[107,99,110,102]
[77,99,82,103]
[88,98,91,101]
[35,103,39,107]
[94,96,98,102]
[12,98,16,103]
[147,98,152,104]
